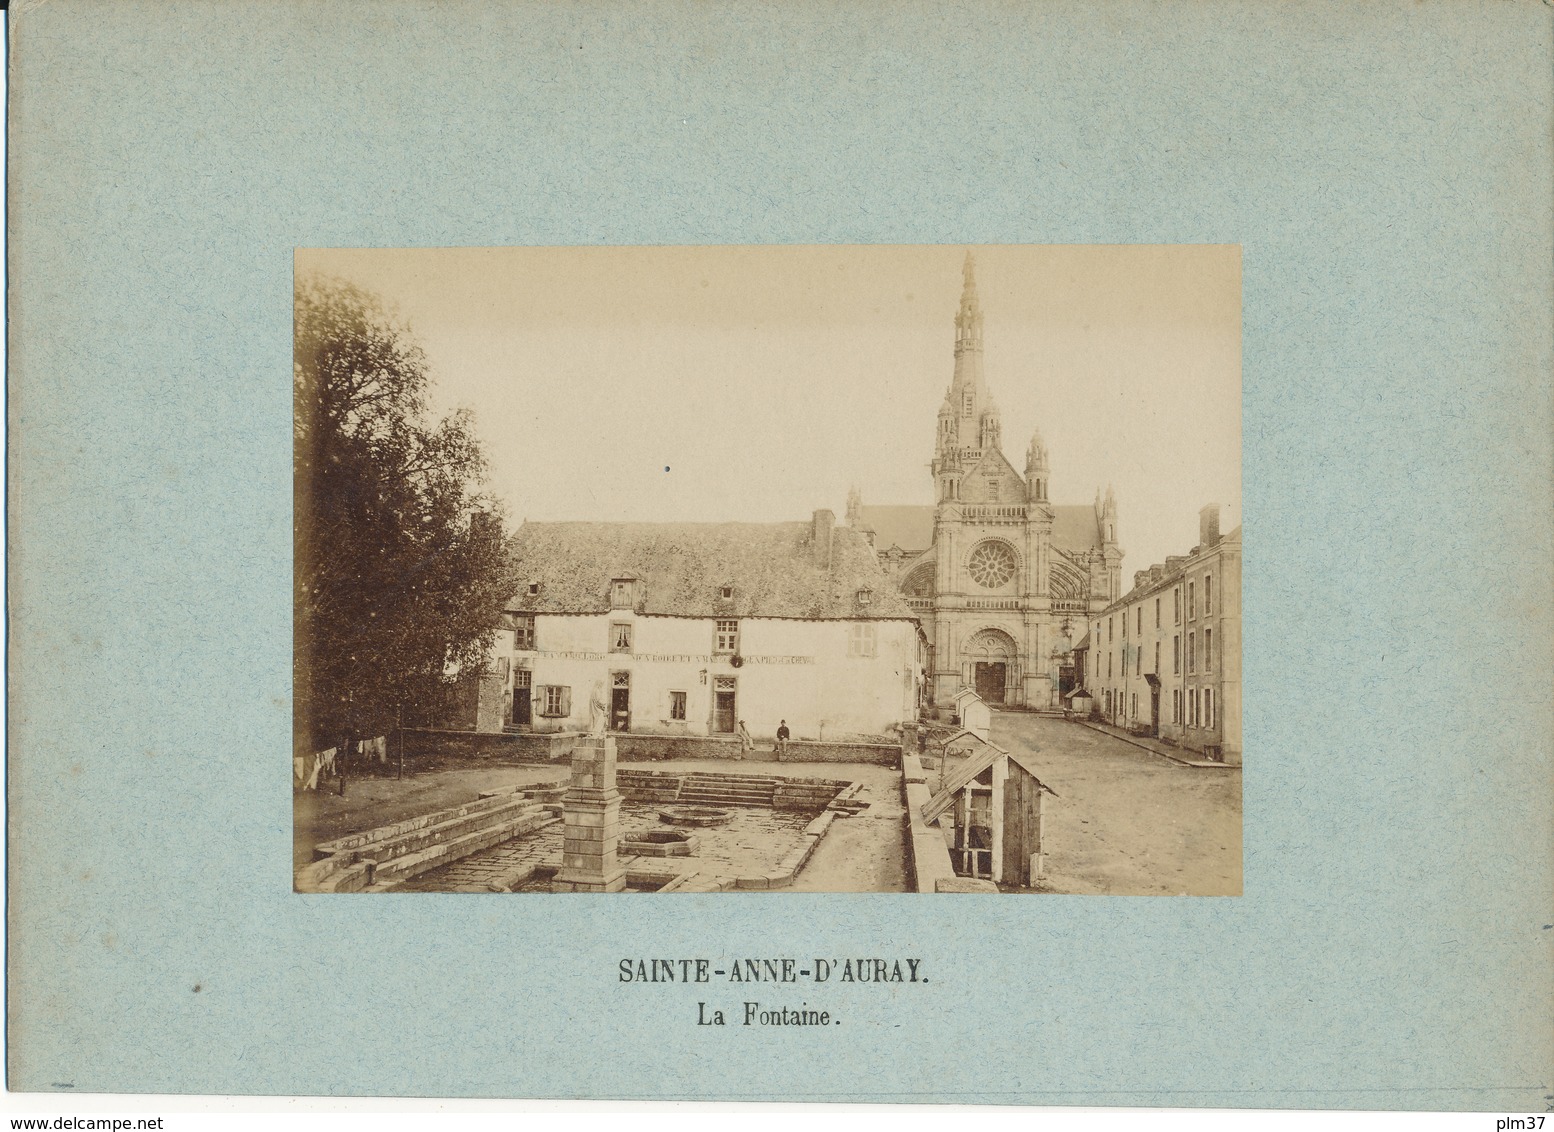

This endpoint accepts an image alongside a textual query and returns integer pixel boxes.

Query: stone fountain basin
[621,829,700,857]
[657,805,733,828]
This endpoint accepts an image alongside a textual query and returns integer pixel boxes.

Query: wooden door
[1002,769,1043,888]
[514,670,532,726]
[610,676,630,731]
[974,662,1006,703]
[1002,771,1025,885]
[713,691,735,733]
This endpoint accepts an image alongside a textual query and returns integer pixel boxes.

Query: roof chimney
[811,509,835,569]
[1134,570,1149,591]
[1199,504,1221,547]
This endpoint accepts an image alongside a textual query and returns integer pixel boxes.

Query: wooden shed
[1062,685,1094,719]
[952,688,992,741]
[921,736,1056,888]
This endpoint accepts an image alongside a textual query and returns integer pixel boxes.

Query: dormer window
[856,588,873,608]
[719,585,734,600]
[528,581,540,596]
[610,578,636,609]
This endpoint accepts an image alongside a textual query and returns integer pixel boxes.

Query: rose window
[967,542,1016,589]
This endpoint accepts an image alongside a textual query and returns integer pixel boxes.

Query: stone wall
[400,728,902,768]
[613,734,741,761]
[777,739,901,767]
[615,733,900,767]
[900,750,960,894]
[772,778,850,811]
[399,728,574,764]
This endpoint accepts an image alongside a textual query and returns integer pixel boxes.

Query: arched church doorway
[966,628,1017,705]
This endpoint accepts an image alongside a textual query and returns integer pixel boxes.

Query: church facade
[855,255,1123,712]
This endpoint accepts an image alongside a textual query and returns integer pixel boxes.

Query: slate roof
[858,505,935,553]
[1101,523,1243,613]
[920,740,1055,823]
[859,503,1104,555]
[506,520,918,620]
[1051,505,1105,554]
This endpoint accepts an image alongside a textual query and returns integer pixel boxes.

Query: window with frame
[1204,688,1214,730]
[538,685,571,717]
[611,579,635,609]
[1204,574,1213,615]
[1136,607,1142,634]
[1173,689,1180,723]
[668,690,687,721]
[1188,631,1196,673]
[1154,642,1160,674]
[987,480,1000,502]
[1122,646,1128,677]
[1173,635,1180,674]
[848,622,877,658]
[1107,653,1112,678]
[963,391,974,416]
[714,619,739,654]
[1188,581,1196,620]
[1108,617,1113,642]
[610,622,633,653]
[1155,598,1160,628]
[512,615,535,651]
[1205,628,1213,673]
[1174,587,1181,625]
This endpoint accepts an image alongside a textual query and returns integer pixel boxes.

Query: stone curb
[1076,721,1240,769]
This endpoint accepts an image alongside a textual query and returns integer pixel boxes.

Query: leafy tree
[294,274,515,757]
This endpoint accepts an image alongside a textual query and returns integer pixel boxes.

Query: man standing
[776,719,790,758]
[737,719,753,759]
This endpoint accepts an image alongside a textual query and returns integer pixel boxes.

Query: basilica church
[854,255,1123,712]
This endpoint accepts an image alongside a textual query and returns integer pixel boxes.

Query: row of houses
[1073,504,1242,764]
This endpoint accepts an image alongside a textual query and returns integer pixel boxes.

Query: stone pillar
[552,734,627,893]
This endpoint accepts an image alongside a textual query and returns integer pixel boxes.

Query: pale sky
[296,245,1241,579]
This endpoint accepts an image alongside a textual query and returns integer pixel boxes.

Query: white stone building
[478,511,926,742]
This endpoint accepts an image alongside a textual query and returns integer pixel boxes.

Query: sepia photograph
[293,244,1242,896]
[11,0,1549,1113]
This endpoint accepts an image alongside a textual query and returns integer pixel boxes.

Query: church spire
[956,251,983,342]
[935,251,1003,501]
[946,250,993,446]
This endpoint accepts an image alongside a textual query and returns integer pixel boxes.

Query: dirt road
[990,713,1242,895]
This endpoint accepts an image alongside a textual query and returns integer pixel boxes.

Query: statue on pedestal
[587,678,608,735]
